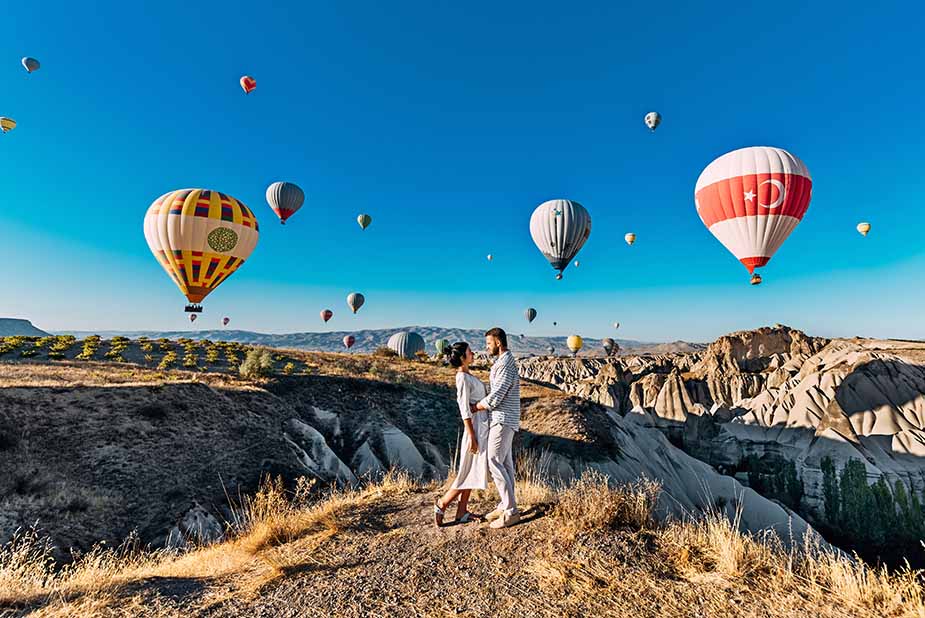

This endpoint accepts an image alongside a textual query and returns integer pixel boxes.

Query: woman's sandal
[433,499,446,527]
[456,511,480,524]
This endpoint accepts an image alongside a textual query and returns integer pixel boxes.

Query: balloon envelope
[0,118,16,133]
[529,199,591,278]
[240,75,256,94]
[357,214,372,229]
[388,331,425,359]
[223,317,230,326]
[525,308,537,323]
[320,309,333,322]
[266,182,304,224]
[644,111,661,130]
[613,322,620,330]
[695,146,811,275]
[857,222,871,236]
[347,292,365,313]
[144,189,259,309]
[624,233,636,246]
[435,338,449,355]
[21,57,40,73]
[343,335,356,349]
[602,337,616,355]
[567,335,583,354]
[189,314,198,323]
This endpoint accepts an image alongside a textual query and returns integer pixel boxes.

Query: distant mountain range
[0,318,49,337]
[56,326,705,356]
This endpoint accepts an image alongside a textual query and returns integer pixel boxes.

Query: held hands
[469,439,479,455]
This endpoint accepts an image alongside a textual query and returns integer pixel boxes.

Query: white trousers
[487,424,517,514]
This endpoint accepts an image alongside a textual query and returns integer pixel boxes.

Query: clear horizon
[3,2,924,342]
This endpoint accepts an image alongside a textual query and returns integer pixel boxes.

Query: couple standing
[434,327,520,529]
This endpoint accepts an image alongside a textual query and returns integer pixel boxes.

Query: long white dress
[450,371,490,490]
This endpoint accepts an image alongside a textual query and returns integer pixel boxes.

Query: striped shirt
[479,350,520,429]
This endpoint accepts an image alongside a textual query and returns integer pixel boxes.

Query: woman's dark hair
[447,342,470,368]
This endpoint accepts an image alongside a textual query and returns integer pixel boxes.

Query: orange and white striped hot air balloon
[240,75,256,94]
[144,189,259,313]
[695,146,811,282]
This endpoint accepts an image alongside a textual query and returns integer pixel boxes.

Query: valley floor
[2,472,922,618]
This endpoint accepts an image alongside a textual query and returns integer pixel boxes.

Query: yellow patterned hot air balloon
[0,117,16,134]
[144,189,259,312]
[567,335,583,356]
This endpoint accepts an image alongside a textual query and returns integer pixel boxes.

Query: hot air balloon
[343,335,356,349]
[529,199,591,280]
[624,233,636,246]
[223,317,230,326]
[0,118,16,134]
[487,254,493,262]
[525,308,537,323]
[189,314,198,323]
[751,273,763,286]
[567,335,583,356]
[547,345,555,355]
[357,214,372,230]
[320,309,333,323]
[144,189,259,313]
[21,57,40,73]
[644,111,661,131]
[574,260,580,267]
[240,75,256,94]
[613,322,620,330]
[695,146,812,283]
[602,337,616,355]
[553,321,557,327]
[347,292,365,314]
[857,222,871,237]
[435,338,450,356]
[266,182,304,225]
[388,331,425,359]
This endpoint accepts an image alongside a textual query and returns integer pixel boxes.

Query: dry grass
[2,469,924,617]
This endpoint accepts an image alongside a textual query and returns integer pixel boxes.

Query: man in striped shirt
[474,327,521,529]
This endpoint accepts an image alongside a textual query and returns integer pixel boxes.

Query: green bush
[75,336,101,361]
[19,349,37,358]
[373,346,398,358]
[282,362,295,375]
[158,351,178,371]
[239,348,274,379]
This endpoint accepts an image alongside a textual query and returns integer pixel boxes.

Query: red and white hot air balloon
[343,335,355,349]
[240,75,256,94]
[695,146,811,283]
[320,309,333,323]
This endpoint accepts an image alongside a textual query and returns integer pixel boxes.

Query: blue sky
[1,1,924,342]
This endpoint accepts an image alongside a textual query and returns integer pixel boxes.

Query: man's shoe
[489,511,520,529]
[484,509,504,522]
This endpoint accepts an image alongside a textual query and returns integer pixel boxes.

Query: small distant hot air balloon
[613,322,620,330]
[530,199,591,280]
[857,222,871,237]
[695,146,811,285]
[602,337,616,356]
[189,314,198,323]
[567,335,583,356]
[21,57,40,73]
[0,118,16,134]
[553,321,557,327]
[343,335,356,350]
[547,345,555,355]
[487,254,493,262]
[320,309,333,323]
[751,273,763,286]
[644,111,661,131]
[240,75,256,94]
[525,308,537,323]
[574,260,580,267]
[144,189,260,313]
[435,338,449,356]
[624,233,636,246]
[357,214,372,230]
[388,331,425,359]
[223,317,230,326]
[266,182,304,225]
[347,292,365,314]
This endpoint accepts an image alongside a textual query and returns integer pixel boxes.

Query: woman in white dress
[434,342,489,526]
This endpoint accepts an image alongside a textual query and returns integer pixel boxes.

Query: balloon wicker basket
[185,304,203,313]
